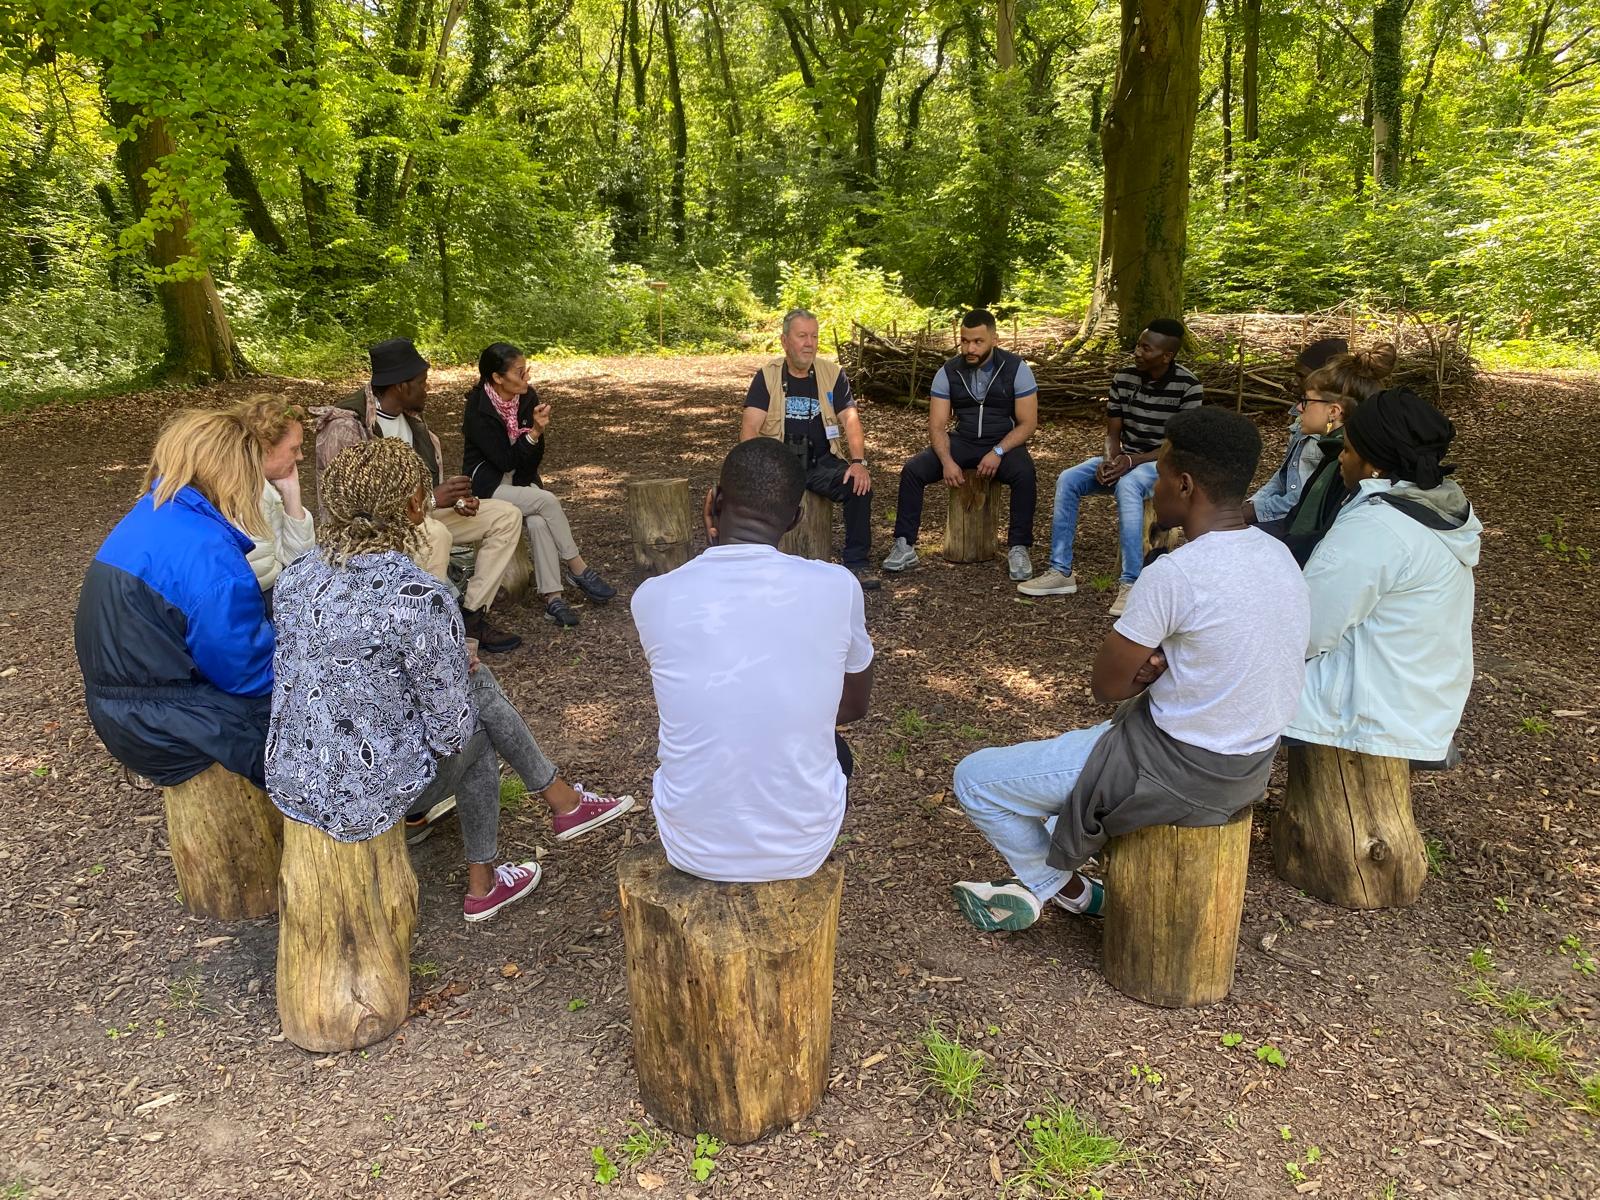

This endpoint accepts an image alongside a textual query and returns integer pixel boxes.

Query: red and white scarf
[485,382,535,442]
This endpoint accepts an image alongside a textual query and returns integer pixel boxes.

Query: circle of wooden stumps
[276,819,419,1052]
[778,491,834,561]
[161,763,284,920]
[618,844,844,1144]
[1273,743,1425,910]
[627,477,694,575]
[1101,808,1254,1008]
[943,470,999,563]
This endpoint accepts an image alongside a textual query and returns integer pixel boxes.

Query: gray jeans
[407,664,559,863]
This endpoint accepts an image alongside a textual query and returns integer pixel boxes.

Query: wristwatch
[992,445,1007,457]
[849,458,866,465]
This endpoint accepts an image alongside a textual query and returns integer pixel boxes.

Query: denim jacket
[1249,421,1327,523]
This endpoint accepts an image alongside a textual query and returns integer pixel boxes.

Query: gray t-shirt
[1113,527,1310,755]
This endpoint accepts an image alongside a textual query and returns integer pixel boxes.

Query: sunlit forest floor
[1,357,1596,1199]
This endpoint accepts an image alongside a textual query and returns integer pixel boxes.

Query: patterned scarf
[485,382,535,442]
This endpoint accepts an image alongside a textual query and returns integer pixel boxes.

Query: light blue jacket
[1248,420,1326,522]
[1286,476,1480,761]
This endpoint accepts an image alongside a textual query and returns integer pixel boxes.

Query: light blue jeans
[1047,457,1159,584]
[952,721,1113,900]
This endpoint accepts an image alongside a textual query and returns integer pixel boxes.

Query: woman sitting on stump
[1285,388,1481,766]
[266,438,635,923]
[75,407,275,788]
[462,342,616,627]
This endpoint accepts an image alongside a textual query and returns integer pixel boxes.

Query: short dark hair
[478,341,523,384]
[719,438,804,518]
[961,309,997,331]
[1145,317,1185,341]
[1296,337,1349,372]
[1163,407,1261,504]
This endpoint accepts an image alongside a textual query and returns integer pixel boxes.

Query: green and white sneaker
[881,537,920,572]
[1049,873,1106,918]
[952,877,1043,932]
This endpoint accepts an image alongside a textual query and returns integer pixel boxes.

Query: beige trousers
[493,483,581,596]
[416,497,523,612]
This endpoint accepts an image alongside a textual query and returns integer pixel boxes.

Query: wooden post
[779,491,833,561]
[277,819,418,1053]
[162,763,283,920]
[1273,744,1425,909]
[943,470,1000,563]
[1235,315,1247,412]
[626,478,694,575]
[618,844,843,1144]
[1102,808,1254,1008]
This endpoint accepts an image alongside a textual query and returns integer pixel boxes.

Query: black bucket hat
[369,337,430,388]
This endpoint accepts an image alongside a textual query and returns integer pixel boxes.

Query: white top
[631,543,874,882]
[246,480,316,590]
[373,410,414,447]
[1114,527,1310,755]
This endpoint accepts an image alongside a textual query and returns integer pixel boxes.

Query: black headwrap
[1344,387,1456,490]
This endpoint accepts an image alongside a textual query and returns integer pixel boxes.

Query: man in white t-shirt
[632,438,875,882]
[951,407,1310,932]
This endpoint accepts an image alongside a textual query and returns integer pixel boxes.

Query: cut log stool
[618,844,843,1143]
[627,477,694,575]
[1101,808,1254,1007]
[779,491,834,561]
[277,819,419,1052]
[1273,744,1425,909]
[1112,495,1180,578]
[162,763,283,920]
[943,470,1000,563]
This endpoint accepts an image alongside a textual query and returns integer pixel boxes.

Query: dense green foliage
[1,1,1597,394]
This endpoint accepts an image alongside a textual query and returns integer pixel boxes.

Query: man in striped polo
[1019,318,1202,615]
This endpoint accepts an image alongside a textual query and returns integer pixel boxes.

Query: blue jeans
[952,721,1113,900]
[1048,458,1158,584]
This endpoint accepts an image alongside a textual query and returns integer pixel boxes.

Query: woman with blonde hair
[234,395,315,590]
[75,407,276,787]
[267,438,634,923]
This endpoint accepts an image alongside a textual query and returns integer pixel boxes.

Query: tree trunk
[618,844,843,1144]
[1220,9,1234,210]
[626,478,694,575]
[661,0,688,244]
[1086,0,1206,344]
[223,145,289,254]
[1371,0,1403,188]
[277,819,418,1051]
[779,491,833,561]
[1273,744,1426,909]
[996,0,1016,69]
[162,764,283,921]
[1102,808,1253,1008]
[943,471,999,563]
[1242,0,1260,143]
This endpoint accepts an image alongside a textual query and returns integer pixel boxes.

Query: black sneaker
[544,597,581,627]
[563,566,617,604]
[846,564,882,592]
[462,606,522,653]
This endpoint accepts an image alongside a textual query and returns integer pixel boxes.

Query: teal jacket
[1286,476,1480,761]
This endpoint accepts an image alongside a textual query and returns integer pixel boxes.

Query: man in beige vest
[739,309,879,589]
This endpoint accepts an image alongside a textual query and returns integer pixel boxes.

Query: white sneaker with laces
[1109,581,1134,617]
[1018,568,1077,597]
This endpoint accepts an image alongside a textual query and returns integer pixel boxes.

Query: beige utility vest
[759,357,844,458]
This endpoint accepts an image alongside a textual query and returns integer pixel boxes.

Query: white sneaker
[1108,582,1134,617]
[1018,568,1077,597]
[881,537,919,572]
[1007,546,1033,581]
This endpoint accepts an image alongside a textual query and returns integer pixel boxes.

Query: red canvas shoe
[550,786,636,842]
[462,861,542,923]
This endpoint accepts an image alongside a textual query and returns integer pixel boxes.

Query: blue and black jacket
[74,486,275,787]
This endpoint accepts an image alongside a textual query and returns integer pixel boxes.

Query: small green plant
[567,997,588,1012]
[368,1162,382,1180]
[1284,1162,1307,1184]
[1127,1063,1163,1086]
[1468,946,1494,975]
[1256,1044,1287,1068]
[591,1145,618,1186]
[953,724,986,740]
[618,1121,669,1164]
[1495,987,1556,1019]
[1375,1181,1398,1200]
[1537,517,1592,567]
[3,1182,29,1198]
[167,968,204,1010]
[1424,837,1449,876]
[1088,573,1116,594]
[918,1023,986,1113]
[886,744,908,768]
[1279,1125,1293,1141]
[1491,1023,1565,1075]
[1220,1032,1243,1048]
[1560,934,1597,976]
[689,1133,722,1182]
[499,777,527,808]
[1009,1103,1124,1193]
[152,1019,167,1040]
[106,1021,137,1039]
[409,959,439,979]
[1493,896,1511,914]
[88,863,105,876]
[985,1024,1001,1037]
[1574,1073,1600,1117]
[1484,1102,1529,1133]
[470,1120,488,1133]
[894,708,930,737]
[1517,715,1552,736]
[30,765,48,778]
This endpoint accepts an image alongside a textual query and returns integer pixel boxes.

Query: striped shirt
[1107,363,1203,453]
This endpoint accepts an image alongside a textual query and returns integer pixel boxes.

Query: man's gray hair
[781,308,819,336]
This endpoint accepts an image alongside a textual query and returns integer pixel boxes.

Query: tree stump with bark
[626,478,694,575]
[618,844,843,1144]
[1112,495,1179,578]
[1101,808,1254,1008]
[1273,744,1424,909]
[162,763,283,920]
[779,491,834,561]
[498,527,535,602]
[276,819,418,1053]
[943,470,1000,563]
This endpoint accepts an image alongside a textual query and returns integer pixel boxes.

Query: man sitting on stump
[632,438,874,883]
[951,408,1308,931]
[881,309,1040,580]
[1020,317,1202,615]
[740,309,879,589]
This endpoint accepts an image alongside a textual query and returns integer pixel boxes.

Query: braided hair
[318,438,431,565]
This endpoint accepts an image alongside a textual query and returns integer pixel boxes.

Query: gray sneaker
[1017,568,1077,596]
[1007,546,1033,581]
[1109,581,1134,617]
[881,537,919,572]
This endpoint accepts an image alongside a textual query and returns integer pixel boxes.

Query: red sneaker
[462,861,542,923]
[550,786,635,842]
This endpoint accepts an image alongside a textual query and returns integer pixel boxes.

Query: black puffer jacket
[462,383,547,498]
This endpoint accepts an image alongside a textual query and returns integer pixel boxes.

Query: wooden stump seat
[1101,808,1253,1008]
[1111,495,1180,578]
[618,844,843,1143]
[627,477,694,575]
[779,491,834,561]
[1273,743,1425,910]
[162,763,283,920]
[943,470,1001,563]
[497,527,535,603]
[277,819,418,1053]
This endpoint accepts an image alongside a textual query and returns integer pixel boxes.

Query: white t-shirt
[631,543,874,882]
[1113,527,1309,755]
[373,410,414,447]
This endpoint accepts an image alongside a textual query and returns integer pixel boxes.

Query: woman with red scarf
[462,342,616,627]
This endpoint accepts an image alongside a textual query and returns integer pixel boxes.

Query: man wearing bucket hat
[314,337,524,653]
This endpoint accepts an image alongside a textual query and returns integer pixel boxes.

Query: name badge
[824,423,840,440]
